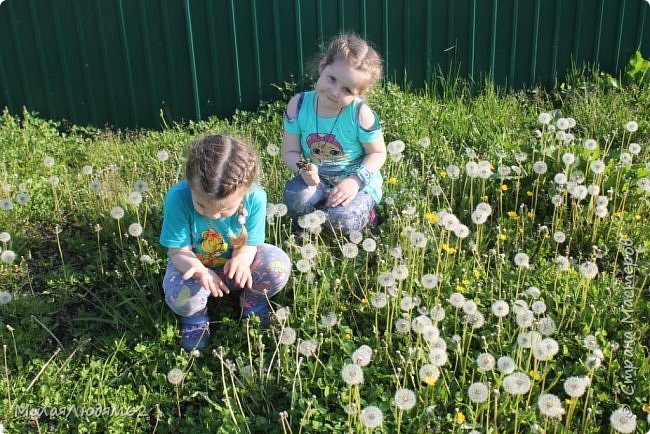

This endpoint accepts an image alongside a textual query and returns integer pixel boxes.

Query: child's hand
[327,177,360,208]
[224,257,253,289]
[300,163,320,186]
[183,265,229,297]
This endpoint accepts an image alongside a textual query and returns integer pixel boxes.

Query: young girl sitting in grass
[281,33,387,236]
[160,134,291,351]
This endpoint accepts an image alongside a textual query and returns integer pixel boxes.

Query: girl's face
[316,58,371,113]
[191,185,247,220]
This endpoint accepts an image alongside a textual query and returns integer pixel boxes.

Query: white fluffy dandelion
[320,312,338,328]
[395,318,411,334]
[167,368,185,385]
[341,243,359,259]
[492,300,510,317]
[579,261,598,279]
[468,382,489,403]
[157,150,170,161]
[387,140,405,155]
[341,363,364,385]
[476,353,496,372]
[497,356,516,374]
[502,372,531,395]
[449,292,465,308]
[0,291,13,305]
[532,161,548,175]
[111,206,125,220]
[360,406,383,429]
[279,327,297,345]
[352,345,373,367]
[421,273,442,289]
[418,364,440,385]
[563,376,589,398]
[128,191,143,206]
[43,156,55,167]
[514,252,530,268]
[394,388,417,411]
[0,232,11,243]
[298,340,318,357]
[553,231,566,243]
[429,348,448,367]
[625,121,638,133]
[128,223,143,237]
[82,165,93,175]
[1,250,16,264]
[295,259,311,273]
[370,293,388,309]
[537,393,565,418]
[610,407,637,433]
[300,243,318,260]
[378,271,395,287]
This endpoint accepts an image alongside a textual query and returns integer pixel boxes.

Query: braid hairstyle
[186,134,259,249]
[316,33,384,93]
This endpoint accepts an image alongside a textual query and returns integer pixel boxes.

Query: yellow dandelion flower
[344,333,352,340]
[440,171,447,178]
[447,247,457,254]
[361,298,369,304]
[425,377,437,386]
[526,191,534,197]
[527,211,535,219]
[620,234,628,240]
[456,285,465,292]
[473,270,481,278]
[635,214,641,221]
[480,195,488,201]
[518,228,525,234]
[498,234,507,241]
[642,404,650,413]
[424,212,439,223]
[456,411,466,423]
[613,211,623,218]
[501,184,508,191]
[530,370,541,381]
[388,177,398,185]
[544,233,551,238]
[462,279,470,285]
[507,211,519,219]
[340,305,348,312]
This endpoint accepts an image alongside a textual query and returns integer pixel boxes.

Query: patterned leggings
[283,175,376,235]
[163,244,291,319]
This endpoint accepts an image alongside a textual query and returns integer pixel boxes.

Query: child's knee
[253,245,292,294]
[328,209,367,235]
[163,281,209,317]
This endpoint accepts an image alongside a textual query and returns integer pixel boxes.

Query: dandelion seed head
[378,271,395,287]
[43,156,55,167]
[279,327,297,345]
[128,191,143,206]
[476,353,496,371]
[341,243,359,258]
[298,340,318,357]
[556,118,569,130]
[502,372,531,395]
[497,356,516,374]
[360,406,383,428]
[341,363,364,385]
[538,393,565,418]
[412,315,432,334]
[352,345,373,366]
[394,388,417,411]
[468,382,489,403]
[266,143,279,156]
[275,306,290,321]
[526,286,541,298]
[421,273,442,289]
[625,121,638,133]
[449,292,465,308]
[157,150,170,161]
[418,363,440,385]
[395,318,411,334]
[82,165,93,175]
[167,368,184,385]
[370,292,387,309]
[1,250,16,264]
[387,140,405,155]
[514,252,530,268]
[446,164,461,179]
[579,261,598,279]
[610,407,637,433]
[429,348,448,367]
[536,317,557,336]
[111,206,125,220]
[320,312,338,328]
[492,300,510,317]
[563,376,589,398]
[462,300,478,315]
[348,230,363,244]
[49,175,60,186]
[531,300,547,314]
[538,112,552,125]
[430,304,446,321]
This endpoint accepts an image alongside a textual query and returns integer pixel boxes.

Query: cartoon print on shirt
[195,228,228,267]
[306,133,348,185]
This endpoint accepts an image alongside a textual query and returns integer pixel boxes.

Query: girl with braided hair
[160,134,291,351]
[282,33,387,235]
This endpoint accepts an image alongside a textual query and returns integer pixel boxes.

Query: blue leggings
[163,244,291,319]
[283,175,376,235]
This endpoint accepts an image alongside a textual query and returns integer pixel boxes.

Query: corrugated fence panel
[1,0,649,129]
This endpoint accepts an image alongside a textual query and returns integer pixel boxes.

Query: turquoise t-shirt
[283,90,384,204]
[160,180,267,268]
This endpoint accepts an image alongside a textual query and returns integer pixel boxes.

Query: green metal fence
[1,0,648,129]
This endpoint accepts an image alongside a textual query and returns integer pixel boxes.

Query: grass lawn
[0,71,648,433]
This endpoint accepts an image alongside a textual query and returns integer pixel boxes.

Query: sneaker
[179,315,211,351]
[242,303,272,327]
